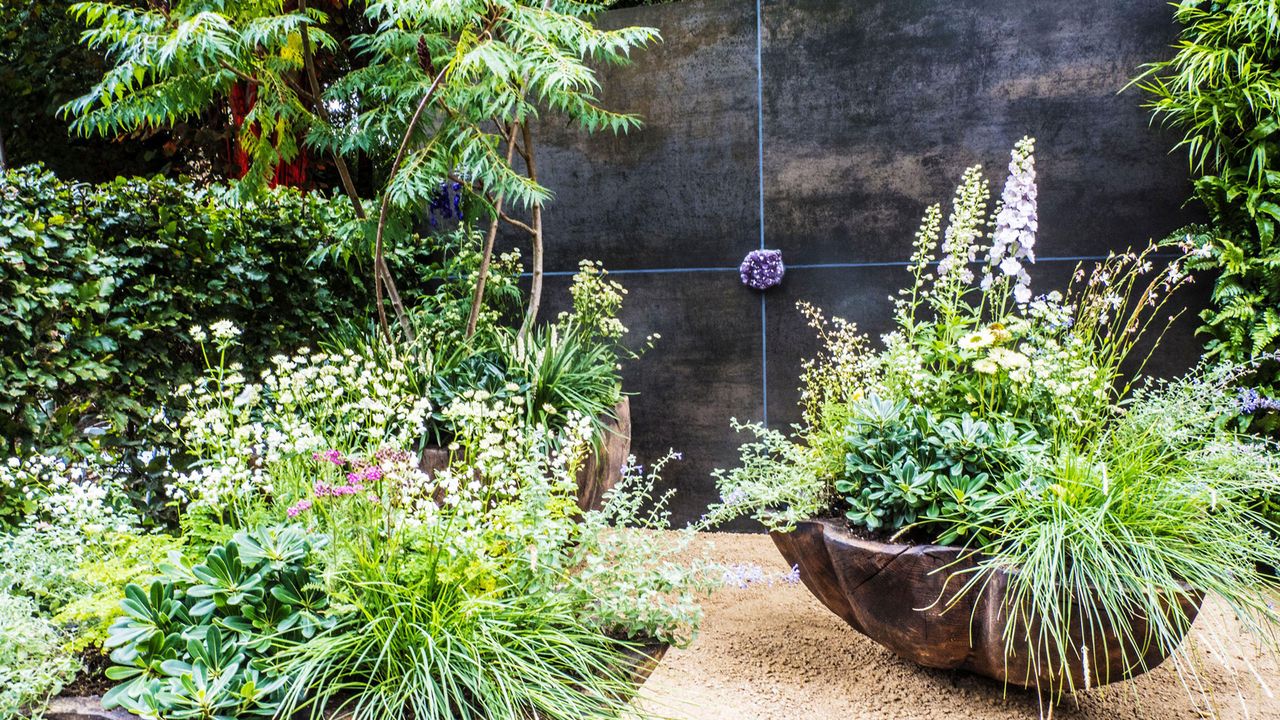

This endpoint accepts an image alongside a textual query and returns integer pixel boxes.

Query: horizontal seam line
[525,254,1157,277]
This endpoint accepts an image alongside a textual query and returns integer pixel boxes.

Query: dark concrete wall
[528,0,1197,527]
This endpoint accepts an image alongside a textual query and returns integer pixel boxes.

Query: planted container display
[709,139,1280,698]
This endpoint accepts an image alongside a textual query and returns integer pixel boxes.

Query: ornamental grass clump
[712,138,1280,700]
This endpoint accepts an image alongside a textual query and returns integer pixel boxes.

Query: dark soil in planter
[772,518,1203,690]
[60,651,113,697]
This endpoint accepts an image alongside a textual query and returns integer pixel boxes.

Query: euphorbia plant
[64,0,658,339]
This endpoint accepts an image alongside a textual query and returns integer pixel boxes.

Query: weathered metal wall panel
[530,0,1197,526]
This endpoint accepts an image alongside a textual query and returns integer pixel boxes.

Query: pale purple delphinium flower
[984,137,1038,304]
[740,249,785,290]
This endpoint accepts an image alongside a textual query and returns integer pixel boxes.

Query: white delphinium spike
[937,167,990,289]
[985,137,1039,304]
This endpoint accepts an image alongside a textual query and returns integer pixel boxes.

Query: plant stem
[371,65,451,341]
[519,121,544,336]
[297,0,412,341]
[465,122,519,339]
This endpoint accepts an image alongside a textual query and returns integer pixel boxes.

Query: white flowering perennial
[984,137,1038,304]
[560,259,629,341]
[165,323,432,515]
[935,166,990,291]
[0,454,136,533]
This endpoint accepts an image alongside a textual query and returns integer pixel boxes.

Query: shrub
[0,164,429,454]
[1137,0,1280,434]
[834,396,1034,544]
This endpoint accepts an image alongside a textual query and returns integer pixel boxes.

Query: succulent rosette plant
[710,138,1280,702]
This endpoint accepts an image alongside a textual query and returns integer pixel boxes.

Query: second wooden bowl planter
[421,398,632,514]
[615,640,670,689]
[772,518,1204,690]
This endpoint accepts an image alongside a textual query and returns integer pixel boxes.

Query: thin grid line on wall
[532,255,1129,277]
[755,0,768,427]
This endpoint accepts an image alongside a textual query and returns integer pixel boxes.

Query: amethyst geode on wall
[740,249,785,290]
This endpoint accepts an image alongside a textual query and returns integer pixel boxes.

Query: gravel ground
[634,532,1280,720]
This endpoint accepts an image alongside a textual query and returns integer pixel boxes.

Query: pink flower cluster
[312,449,346,466]
[348,465,383,483]
[314,480,365,498]
[286,499,312,517]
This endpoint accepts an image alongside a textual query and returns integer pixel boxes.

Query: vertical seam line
[755,0,768,426]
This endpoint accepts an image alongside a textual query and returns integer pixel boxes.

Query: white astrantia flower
[209,319,241,340]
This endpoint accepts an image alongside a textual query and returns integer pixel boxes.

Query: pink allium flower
[287,499,313,518]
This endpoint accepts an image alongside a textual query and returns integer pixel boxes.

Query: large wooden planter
[420,397,632,514]
[772,518,1203,690]
[615,640,670,690]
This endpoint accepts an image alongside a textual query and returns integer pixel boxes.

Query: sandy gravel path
[635,532,1280,720]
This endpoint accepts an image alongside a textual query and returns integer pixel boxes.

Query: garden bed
[638,532,1280,720]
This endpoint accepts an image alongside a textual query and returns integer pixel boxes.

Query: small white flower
[958,330,995,350]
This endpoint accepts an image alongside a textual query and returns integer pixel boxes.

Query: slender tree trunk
[519,122,544,336]
[371,61,452,334]
[0,125,8,172]
[465,122,520,339]
[299,0,412,341]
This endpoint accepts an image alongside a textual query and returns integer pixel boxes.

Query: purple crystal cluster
[740,249,785,290]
